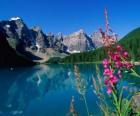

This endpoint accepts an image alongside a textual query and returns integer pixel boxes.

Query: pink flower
[104,68,113,76]
[103,59,109,68]
[109,75,118,84]
[123,51,129,58]
[103,59,109,65]
[104,78,109,86]
[113,53,120,61]
[123,61,133,69]
[104,75,118,86]
[108,52,120,61]
[115,61,122,68]
[116,45,123,52]
[107,87,112,94]
[104,75,118,94]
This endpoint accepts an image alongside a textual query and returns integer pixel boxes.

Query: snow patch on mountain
[5,25,10,28]
[10,17,21,21]
[67,49,80,53]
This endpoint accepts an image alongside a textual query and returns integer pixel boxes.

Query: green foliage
[60,28,140,63]
[46,57,61,64]
[60,47,107,63]
[111,88,132,116]
[119,27,140,61]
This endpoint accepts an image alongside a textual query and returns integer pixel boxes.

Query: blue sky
[0,0,140,37]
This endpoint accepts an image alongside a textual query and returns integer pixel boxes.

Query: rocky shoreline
[131,94,140,113]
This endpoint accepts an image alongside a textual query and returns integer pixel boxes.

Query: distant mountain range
[61,28,140,63]
[0,17,103,66]
[1,17,138,66]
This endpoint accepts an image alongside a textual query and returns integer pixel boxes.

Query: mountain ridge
[0,17,99,66]
[60,27,140,63]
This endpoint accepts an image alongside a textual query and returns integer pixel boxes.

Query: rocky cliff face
[63,29,96,53]
[0,17,68,65]
[91,31,103,48]
[0,17,35,48]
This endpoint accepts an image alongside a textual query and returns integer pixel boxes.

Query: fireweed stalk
[103,44,140,94]
[103,44,132,94]
[101,32,140,115]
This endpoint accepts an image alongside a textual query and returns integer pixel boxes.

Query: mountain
[0,17,100,65]
[60,27,140,63]
[63,29,96,53]
[91,31,103,48]
[2,17,139,65]
[0,32,35,67]
[0,17,68,66]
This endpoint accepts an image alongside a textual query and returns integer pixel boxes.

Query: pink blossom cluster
[103,60,118,94]
[102,45,133,94]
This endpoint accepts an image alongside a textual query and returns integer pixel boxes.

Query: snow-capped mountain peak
[10,17,21,21]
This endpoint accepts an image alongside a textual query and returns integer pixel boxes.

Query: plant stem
[112,89,122,116]
[131,68,140,78]
[83,95,90,116]
[120,56,140,78]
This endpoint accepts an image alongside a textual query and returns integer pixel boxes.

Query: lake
[0,64,140,116]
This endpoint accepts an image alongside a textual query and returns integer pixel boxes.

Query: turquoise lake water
[0,64,140,116]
